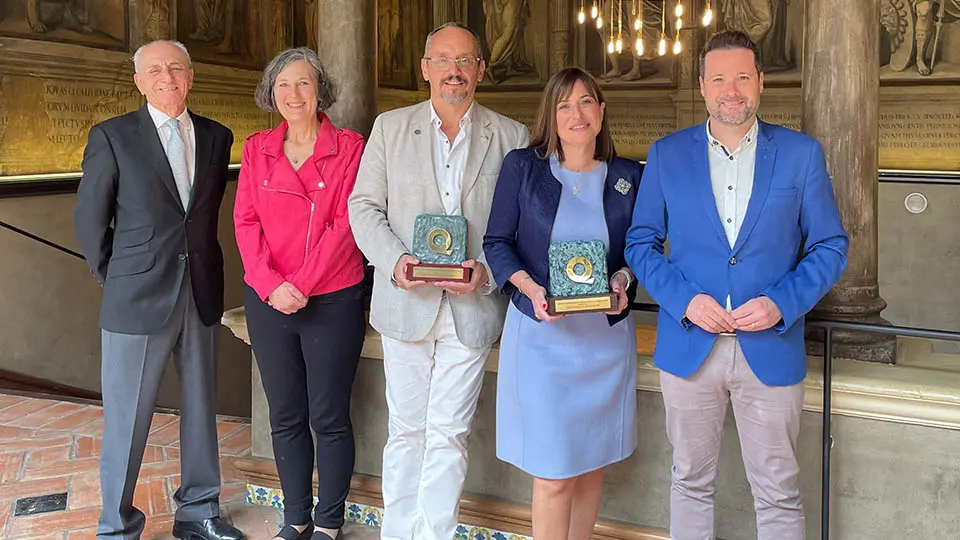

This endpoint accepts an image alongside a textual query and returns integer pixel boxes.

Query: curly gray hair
[254,47,338,113]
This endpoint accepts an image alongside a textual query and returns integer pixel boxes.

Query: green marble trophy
[406,214,471,282]
[546,240,617,315]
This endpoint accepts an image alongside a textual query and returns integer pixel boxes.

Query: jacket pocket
[768,187,799,199]
[107,253,156,278]
[115,225,154,247]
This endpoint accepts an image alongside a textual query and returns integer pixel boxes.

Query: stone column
[550,0,571,74]
[316,0,376,137]
[802,0,895,363]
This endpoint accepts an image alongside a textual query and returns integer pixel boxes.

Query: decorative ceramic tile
[245,484,533,540]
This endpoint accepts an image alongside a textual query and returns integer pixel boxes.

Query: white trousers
[379,298,491,540]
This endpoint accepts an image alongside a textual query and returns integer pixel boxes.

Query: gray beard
[441,90,468,105]
[709,100,758,127]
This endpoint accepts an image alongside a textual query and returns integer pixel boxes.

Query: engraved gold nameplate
[547,293,618,315]
[407,263,470,281]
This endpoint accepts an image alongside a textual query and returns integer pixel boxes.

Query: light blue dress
[496,154,638,479]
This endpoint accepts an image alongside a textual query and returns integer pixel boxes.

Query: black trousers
[244,282,365,528]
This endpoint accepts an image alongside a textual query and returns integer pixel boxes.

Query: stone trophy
[546,240,617,315]
[406,214,472,282]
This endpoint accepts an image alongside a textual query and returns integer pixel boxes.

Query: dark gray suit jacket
[74,105,234,334]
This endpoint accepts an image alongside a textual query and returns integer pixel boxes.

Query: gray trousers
[98,277,221,540]
[660,336,805,540]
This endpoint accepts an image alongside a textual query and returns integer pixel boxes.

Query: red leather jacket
[234,113,365,300]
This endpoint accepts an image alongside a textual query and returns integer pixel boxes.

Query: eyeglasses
[423,56,481,71]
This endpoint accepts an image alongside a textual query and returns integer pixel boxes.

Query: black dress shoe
[172,517,245,540]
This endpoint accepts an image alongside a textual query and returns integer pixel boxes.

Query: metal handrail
[630,300,960,540]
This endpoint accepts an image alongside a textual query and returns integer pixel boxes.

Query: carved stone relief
[0,0,127,50]
[882,0,960,79]
[177,0,260,68]
[467,0,548,86]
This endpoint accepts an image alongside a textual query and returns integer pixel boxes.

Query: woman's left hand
[604,271,630,315]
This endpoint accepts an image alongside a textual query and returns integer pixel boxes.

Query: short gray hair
[255,47,338,113]
[423,22,483,59]
[132,40,192,74]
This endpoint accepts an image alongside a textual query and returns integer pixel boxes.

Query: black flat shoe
[274,523,314,540]
[172,517,244,540]
[310,529,340,540]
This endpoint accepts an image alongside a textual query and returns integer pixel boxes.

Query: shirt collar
[706,116,758,155]
[429,101,475,131]
[147,103,192,131]
[261,111,339,158]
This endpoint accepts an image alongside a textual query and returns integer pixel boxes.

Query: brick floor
[0,393,377,540]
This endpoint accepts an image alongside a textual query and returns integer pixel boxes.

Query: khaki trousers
[660,336,806,540]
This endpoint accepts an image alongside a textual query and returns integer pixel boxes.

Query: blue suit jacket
[624,120,848,386]
[484,147,642,325]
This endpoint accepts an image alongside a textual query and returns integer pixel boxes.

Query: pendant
[572,185,580,196]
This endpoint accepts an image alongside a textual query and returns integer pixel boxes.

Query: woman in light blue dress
[483,67,643,540]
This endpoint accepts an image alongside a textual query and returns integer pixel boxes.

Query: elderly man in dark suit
[73,40,243,540]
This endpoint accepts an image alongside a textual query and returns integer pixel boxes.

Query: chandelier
[576,0,715,58]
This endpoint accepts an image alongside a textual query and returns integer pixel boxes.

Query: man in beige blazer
[348,22,528,540]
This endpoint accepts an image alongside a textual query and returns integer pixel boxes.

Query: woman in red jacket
[234,47,365,540]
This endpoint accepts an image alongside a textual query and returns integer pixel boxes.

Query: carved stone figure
[189,0,236,52]
[142,0,171,41]
[882,0,960,75]
[482,0,534,83]
[720,0,799,72]
[25,0,93,34]
[378,0,403,77]
[592,0,660,81]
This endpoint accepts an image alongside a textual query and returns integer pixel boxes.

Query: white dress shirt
[430,102,474,216]
[706,117,759,309]
[147,103,196,185]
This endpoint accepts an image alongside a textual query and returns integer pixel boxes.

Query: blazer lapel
[689,126,728,247]
[535,156,562,242]
[411,105,445,209]
[731,122,777,255]
[460,109,494,202]
[136,106,184,212]
[187,112,213,214]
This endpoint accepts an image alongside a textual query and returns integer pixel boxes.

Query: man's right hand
[268,282,308,315]
[393,254,428,290]
[684,293,736,333]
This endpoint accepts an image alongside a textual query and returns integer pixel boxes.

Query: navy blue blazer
[483,147,643,325]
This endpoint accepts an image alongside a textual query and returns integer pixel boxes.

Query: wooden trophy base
[547,293,618,316]
[405,263,472,283]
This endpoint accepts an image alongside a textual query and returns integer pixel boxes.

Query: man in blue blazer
[625,31,848,540]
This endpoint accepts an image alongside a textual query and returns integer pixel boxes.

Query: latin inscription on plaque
[0,76,142,175]
[187,93,271,162]
[879,111,960,170]
[605,103,676,159]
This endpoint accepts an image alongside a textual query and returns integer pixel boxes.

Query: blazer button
[178,253,187,262]
[318,181,325,188]
[729,257,738,265]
